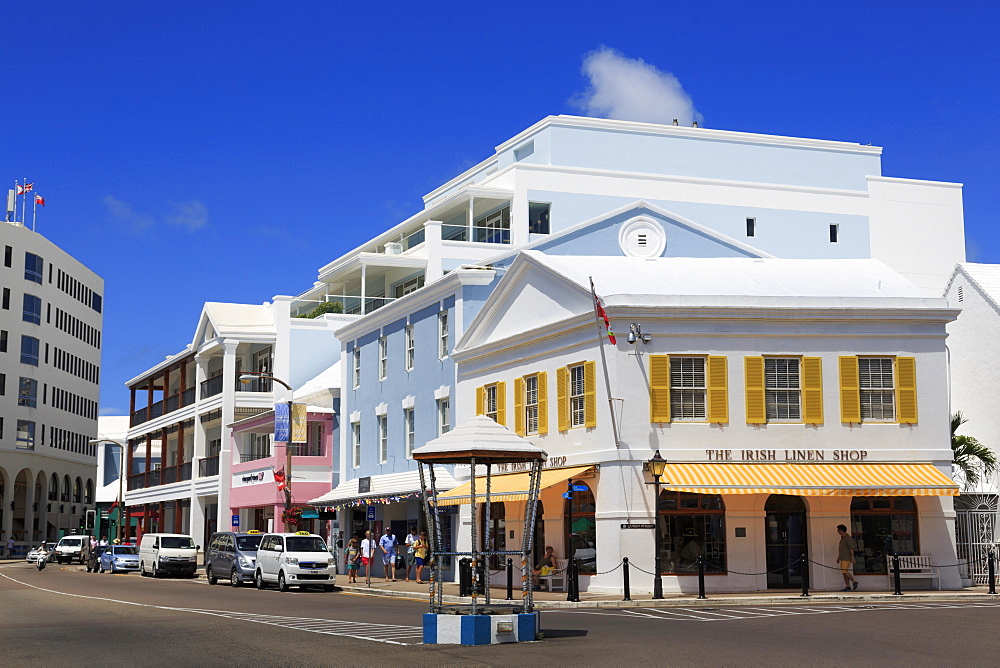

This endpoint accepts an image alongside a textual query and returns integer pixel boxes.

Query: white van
[138,533,199,578]
[55,535,91,564]
[255,532,336,592]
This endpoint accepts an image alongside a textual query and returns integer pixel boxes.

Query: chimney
[672,119,678,126]
[692,121,699,128]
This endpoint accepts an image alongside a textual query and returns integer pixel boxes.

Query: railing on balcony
[236,375,272,393]
[442,223,511,245]
[201,374,224,399]
[131,386,200,427]
[126,462,192,490]
[240,452,271,463]
[199,456,220,477]
[344,295,395,316]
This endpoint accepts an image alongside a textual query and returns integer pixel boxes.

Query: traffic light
[85,509,96,532]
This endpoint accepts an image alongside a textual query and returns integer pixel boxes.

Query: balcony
[131,387,197,427]
[199,456,220,477]
[126,463,192,491]
[201,374,224,399]
[240,451,271,463]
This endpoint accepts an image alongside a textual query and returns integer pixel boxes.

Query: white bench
[539,558,568,592]
[885,555,941,590]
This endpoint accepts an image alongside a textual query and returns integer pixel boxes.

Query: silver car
[100,545,140,573]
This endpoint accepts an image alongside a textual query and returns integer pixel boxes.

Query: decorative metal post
[892,553,903,595]
[623,557,631,601]
[647,450,667,600]
[697,555,706,599]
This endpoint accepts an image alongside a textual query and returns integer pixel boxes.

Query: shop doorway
[764,495,807,589]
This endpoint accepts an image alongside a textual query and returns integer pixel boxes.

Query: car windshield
[61,539,82,546]
[286,537,328,553]
[236,536,262,551]
[160,537,195,549]
[114,546,138,555]
[94,547,106,556]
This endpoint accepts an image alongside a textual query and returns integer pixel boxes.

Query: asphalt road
[2,562,999,667]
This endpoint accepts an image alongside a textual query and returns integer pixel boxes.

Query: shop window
[479,502,506,569]
[850,496,917,574]
[565,483,596,574]
[658,491,726,574]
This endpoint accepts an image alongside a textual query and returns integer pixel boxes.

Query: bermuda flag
[594,294,616,344]
[273,467,287,491]
[16,183,33,195]
[109,499,119,510]
[35,194,45,207]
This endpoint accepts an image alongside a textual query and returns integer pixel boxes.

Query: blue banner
[274,402,290,442]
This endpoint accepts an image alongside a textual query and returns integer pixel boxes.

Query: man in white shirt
[360,530,375,580]
[403,526,420,582]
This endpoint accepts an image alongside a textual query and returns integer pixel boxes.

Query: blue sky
[3,2,998,415]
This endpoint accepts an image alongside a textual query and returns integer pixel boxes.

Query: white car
[26,545,56,564]
[254,532,336,592]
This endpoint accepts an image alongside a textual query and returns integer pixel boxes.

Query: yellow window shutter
[707,356,728,424]
[513,377,525,436]
[557,367,569,432]
[649,355,671,423]
[744,357,766,424]
[801,357,824,424]
[496,381,507,426]
[476,386,485,416]
[584,361,597,429]
[537,372,549,436]
[895,357,918,424]
[839,356,861,423]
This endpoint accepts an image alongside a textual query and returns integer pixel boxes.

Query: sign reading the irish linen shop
[705,449,869,462]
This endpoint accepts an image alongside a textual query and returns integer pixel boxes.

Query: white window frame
[378,336,388,380]
[765,357,801,421]
[859,357,895,421]
[352,347,361,388]
[405,325,415,371]
[670,356,707,421]
[439,311,449,359]
[569,364,586,428]
[404,407,415,458]
[378,414,388,463]
[437,398,450,435]
[484,384,498,422]
[352,420,362,468]
[525,375,539,435]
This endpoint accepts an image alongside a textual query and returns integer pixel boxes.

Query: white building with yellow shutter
[449,250,962,593]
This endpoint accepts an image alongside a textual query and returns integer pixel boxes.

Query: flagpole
[14,179,20,224]
[589,277,622,449]
[21,177,26,226]
[32,192,37,231]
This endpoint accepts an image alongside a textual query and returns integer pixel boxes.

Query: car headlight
[159,556,169,561]
[285,557,299,565]
[327,558,335,566]
[238,556,252,568]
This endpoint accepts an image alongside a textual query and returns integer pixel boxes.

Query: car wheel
[139,561,146,576]
[86,564,92,573]
[231,569,242,588]
[100,565,105,573]
[207,565,217,585]
[151,563,159,578]
[323,585,335,592]
[255,570,265,590]
[277,571,289,592]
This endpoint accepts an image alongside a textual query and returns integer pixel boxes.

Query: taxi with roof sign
[254,531,336,592]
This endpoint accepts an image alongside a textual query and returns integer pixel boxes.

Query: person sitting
[532,546,557,590]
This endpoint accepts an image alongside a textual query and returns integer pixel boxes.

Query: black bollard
[568,558,581,603]
[697,556,707,600]
[892,553,903,595]
[800,553,810,597]
[989,551,997,595]
[506,558,513,600]
[623,557,631,601]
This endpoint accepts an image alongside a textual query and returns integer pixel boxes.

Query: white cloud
[103,196,208,233]
[166,200,208,231]
[103,195,154,233]
[571,47,703,126]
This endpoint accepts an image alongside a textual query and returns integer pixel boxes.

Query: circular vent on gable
[618,217,666,258]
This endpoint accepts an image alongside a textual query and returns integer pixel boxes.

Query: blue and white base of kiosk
[423,612,539,645]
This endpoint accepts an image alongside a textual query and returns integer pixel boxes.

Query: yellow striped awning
[659,463,959,496]
[436,465,594,506]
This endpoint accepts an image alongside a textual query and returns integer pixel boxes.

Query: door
[764,495,807,589]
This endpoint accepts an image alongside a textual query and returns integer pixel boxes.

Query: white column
[360,264,367,315]
[424,221,443,283]
[215,340,240,536]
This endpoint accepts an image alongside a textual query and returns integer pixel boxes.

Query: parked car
[255,532,336,592]
[138,533,198,578]
[206,530,263,587]
[54,535,91,564]
[86,546,107,572]
[26,544,56,564]
[100,545,140,573]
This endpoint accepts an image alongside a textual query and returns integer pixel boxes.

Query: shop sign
[495,456,568,474]
[233,470,272,487]
[621,523,655,529]
[705,449,869,462]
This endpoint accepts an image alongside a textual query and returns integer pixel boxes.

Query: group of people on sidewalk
[344,526,428,584]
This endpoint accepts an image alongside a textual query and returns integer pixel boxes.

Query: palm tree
[951,411,997,490]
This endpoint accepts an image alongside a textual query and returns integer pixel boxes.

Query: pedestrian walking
[413,530,429,584]
[346,538,360,583]
[5,535,14,559]
[403,525,419,582]
[379,526,398,582]
[836,524,859,591]
[360,530,375,579]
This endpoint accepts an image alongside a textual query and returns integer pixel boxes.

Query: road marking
[0,570,423,645]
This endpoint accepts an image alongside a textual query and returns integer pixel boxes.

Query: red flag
[35,194,45,207]
[594,295,616,345]
[273,467,287,492]
[109,500,119,510]
[16,183,33,195]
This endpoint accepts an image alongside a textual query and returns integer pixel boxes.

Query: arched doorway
[764,494,807,589]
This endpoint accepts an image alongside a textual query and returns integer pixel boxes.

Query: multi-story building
[1,219,103,552]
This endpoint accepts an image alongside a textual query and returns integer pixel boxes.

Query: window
[22,294,41,325]
[1,287,8,309]
[859,357,894,421]
[24,252,43,284]
[305,423,324,457]
[0,330,6,353]
[746,356,822,424]
[352,421,362,468]
[557,362,596,431]
[473,205,511,244]
[658,492,726,575]
[565,483,596,574]
[404,407,415,457]
[244,433,271,462]
[405,325,414,371]
[439,311,449,358]
[20,335,39,365]
[16,419,35,450]
[829,224,839,243]
[476,382,505,425]
[850,496,917,574]
[4,245,11,267]
[746,217,756,237]
[0,373,5,395]
[394,276,425,298]
[437,398,450,435]
[765,358,801,421]
[18,377,37,407]
[485,384,498,421]
[92,293,103,313]
[378,414,388,463]
[514,373,548,436]
[529,202,551,235]
[352,347,361,388]
[671,357,706,420]
[378,336,387,380]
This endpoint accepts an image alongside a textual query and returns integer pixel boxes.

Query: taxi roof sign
[246,530,261,534]
[295,531,311,535]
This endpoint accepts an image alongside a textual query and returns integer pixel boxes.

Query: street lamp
[89,438,126,544]
[239,372,295,527]
[646,449,667,600]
